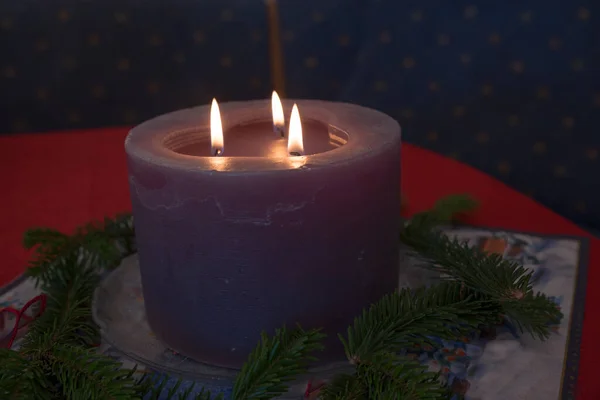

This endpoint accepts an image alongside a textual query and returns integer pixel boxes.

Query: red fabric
[0,128,598,399]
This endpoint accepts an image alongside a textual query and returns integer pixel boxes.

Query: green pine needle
[25,214,135,287]
[20,256,100,354]
[431,194,478,222]
[320,353,448,400]
[22,228,70,254]
[231,326,326,400]
[339,282,500,364]
[409,194,478,230]
[358,352,447,399]
[501,292,563,340]
[401,209,563,340]
[0,349,54,400]
[45,343,137,399]
[318,373,366,400]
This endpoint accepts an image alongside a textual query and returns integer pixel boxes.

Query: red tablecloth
[1,128,598,399]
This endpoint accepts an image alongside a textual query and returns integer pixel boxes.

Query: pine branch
[501,292,563,340]
[0,349,54,400]
[20,254,100,355]
[405,228,535,295]
[21,215,135,354]
[318,373,366,400]
[24,228,78,286]
[409,194,478,229]
[339,282,499,364]
[25,213,135,287]
[231,326,326,400]
[97,214,136,256]
[44,343,137,399]
[320,353,447,400]
[358,353,446,399]
[400,220,563,339]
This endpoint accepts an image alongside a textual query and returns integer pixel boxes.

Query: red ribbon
[304,379,325,399]
[0,293,47,349]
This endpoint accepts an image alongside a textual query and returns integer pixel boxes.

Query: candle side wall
[126,139,401,368]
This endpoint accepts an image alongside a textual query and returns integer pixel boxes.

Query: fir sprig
[0,349,54,400]
[408,194,478,229]
[20,253,100,354]
[326,281,499,400]
[45,344,138,399]
[318,372,366,399]
[356,353,446,399]
[320,353,446,400]
[231,326,326,400]
[339,282,500,364]
[401,217,563,340]
[24,214,135,287]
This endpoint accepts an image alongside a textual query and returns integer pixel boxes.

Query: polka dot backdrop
[0,1,271,131]
[1,0,599,229]
[280,0,600,230]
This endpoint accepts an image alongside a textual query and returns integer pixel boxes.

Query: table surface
[1,127,598,399]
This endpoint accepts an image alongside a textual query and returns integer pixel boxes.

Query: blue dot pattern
[0,0,598,229]
[0,1,271,130]
[279,0,600,230]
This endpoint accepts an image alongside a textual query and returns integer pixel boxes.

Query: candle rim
[162,116,344,158]
[125,99,400,173]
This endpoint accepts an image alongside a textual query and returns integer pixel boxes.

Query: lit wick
[271,91,286,138]
[287,103,304,157]
[274,124,285,138]
[210,98,224,157]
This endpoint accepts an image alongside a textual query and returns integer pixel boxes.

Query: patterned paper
[423,228,586,400]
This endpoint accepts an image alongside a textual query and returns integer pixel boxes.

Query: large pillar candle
[125,99,401,368]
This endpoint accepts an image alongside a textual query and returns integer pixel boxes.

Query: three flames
[210,91,304,157]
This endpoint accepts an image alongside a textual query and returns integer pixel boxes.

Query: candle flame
[210,98,224,156]
[272,91,284,127]
[272,91,285,137]
[287,103,304,156]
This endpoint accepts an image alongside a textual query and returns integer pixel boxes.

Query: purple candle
[125,97,401,368]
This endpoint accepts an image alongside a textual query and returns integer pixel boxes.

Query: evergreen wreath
[0,194,562,399]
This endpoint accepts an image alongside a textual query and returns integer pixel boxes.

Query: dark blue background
[1,0,598,229]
